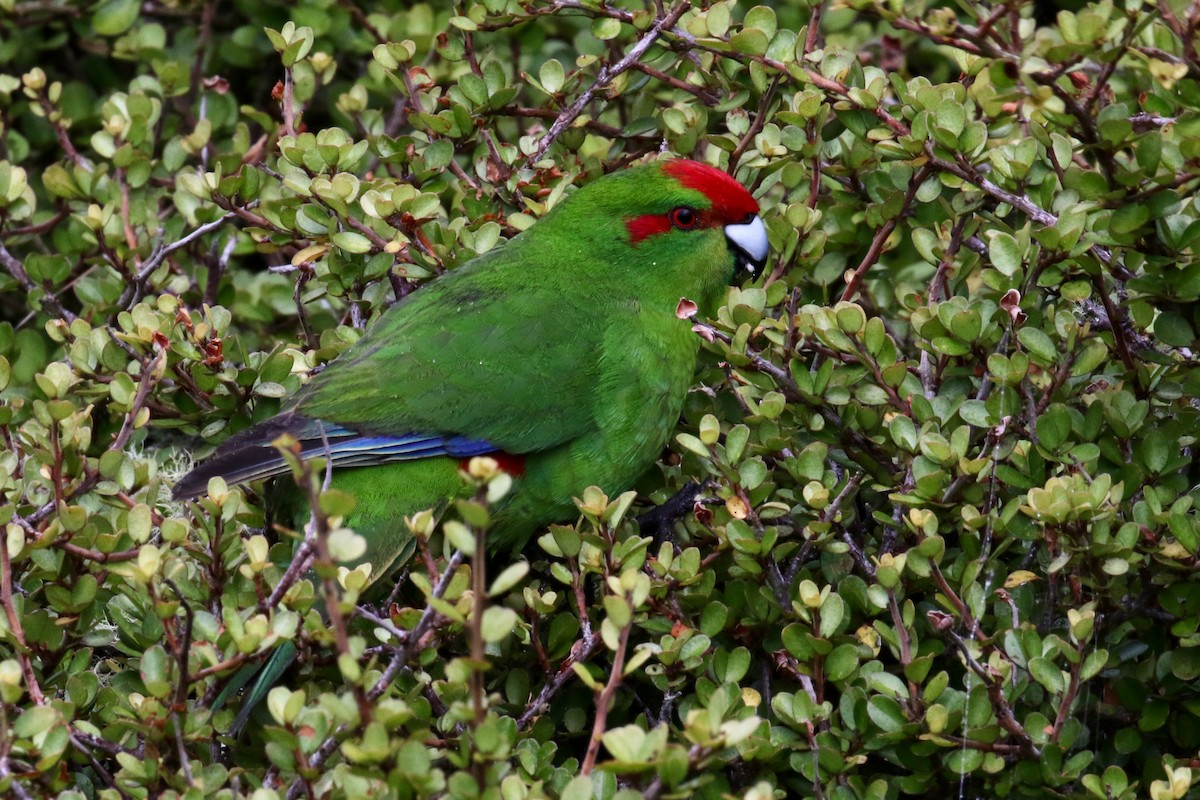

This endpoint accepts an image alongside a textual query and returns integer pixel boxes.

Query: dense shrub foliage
[3,0,1200,798]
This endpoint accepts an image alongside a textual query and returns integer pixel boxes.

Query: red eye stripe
[626,213,672,244]
[626,208,714,244]
[662,160,759,224]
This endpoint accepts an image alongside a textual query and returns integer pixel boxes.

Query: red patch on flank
[493,452,526,477]
[458,452,526,477]
[626,213,672,244]
[662,160,759,224]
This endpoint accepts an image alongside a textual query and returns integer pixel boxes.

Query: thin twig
[580,615,632,774]
[730,75,781,171]
[469,518,488,790]
[0,242,77,321]
[840,166,930,302]
[282,551,466,796]
[528,2,688,162]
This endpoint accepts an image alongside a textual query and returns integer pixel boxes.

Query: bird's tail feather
[172,414,313,500]
[213,640,299,736]
[173,412,497,501]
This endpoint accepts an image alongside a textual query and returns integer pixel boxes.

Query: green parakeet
[174,158,768,730]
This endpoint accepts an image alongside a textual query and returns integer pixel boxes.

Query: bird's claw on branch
[635,479,718,548]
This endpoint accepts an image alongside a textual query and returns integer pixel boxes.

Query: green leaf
[889,415,918,451]
[331,231,374,253]
[444,521,476,555]
[743,6,777,39]
[1029,656,1066,693]
[488,562,529,597]
[13,704,61,737]
[1081,649,1108,681]
[707,4,731,36]
[1017,327,1057,365]
[1111,203,1149,234]
[825,643,859,681]
[700,602,728,636]
[866,695,906,732]
[139,645,171,697]
[676,433,710,457]
[931,336,970,356]
[988,231,1022,276]
[1036,404,1071,451]
[592,17,621,40]
[730,28,769,56]
[481,606,519,643]
[93,0,140,36]
[560,776,594,800]
[267,687,304,726]
[127,504,153,543]
[539,59,565,95]
[945,747,983,774]
[327,529,367,562]
[868,671,910,700]
[819,593,845,638]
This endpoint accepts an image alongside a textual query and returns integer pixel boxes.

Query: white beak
[724,215,769,273]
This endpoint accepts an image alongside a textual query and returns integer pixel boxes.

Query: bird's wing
[171,412,497,499]
[290,251,606,452]
[175,249,609,500]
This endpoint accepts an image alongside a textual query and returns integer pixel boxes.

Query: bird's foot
[636,480,717,549]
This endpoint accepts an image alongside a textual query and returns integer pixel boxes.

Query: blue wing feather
[316,427,495,461]
[172,413,497,499]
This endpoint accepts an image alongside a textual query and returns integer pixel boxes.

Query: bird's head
[624,159,768,276]
[534,159,768,313]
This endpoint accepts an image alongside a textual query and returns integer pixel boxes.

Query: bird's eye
[669,207,699,230]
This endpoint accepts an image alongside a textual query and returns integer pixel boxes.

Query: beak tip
[725,215,769,275]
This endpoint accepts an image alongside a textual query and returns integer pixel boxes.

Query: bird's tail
[213,640,299,736]
[172,412,497,501]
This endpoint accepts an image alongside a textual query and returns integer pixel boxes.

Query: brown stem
[804,2,825,53]
[1049,652,1083,741]
[116,167,139,251]
[57,540,140,563]
[493,106,634,139]
[34,90,86,168]
[280,550,466,795]
[528,2,689,162]
[0,533,43,705]
[1,209,69,239]
[580,614,632,774]
[0,242,77,321]
[256,540,316,616]
[1089,273,1137,374]
[302,465,372,727]
[469,520,487,789]
[841,166,930,302]
[730,76,780,172]
[189,651,253,682]
[21,349,164,536]
[925,146,1134,282]
[928,212,972,304]
[281,67,297,137]
[945,629,1040,757]
[632,61,717,103]
[888,592,918,710]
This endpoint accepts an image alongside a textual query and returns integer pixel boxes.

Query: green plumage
[176,159,765,731]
